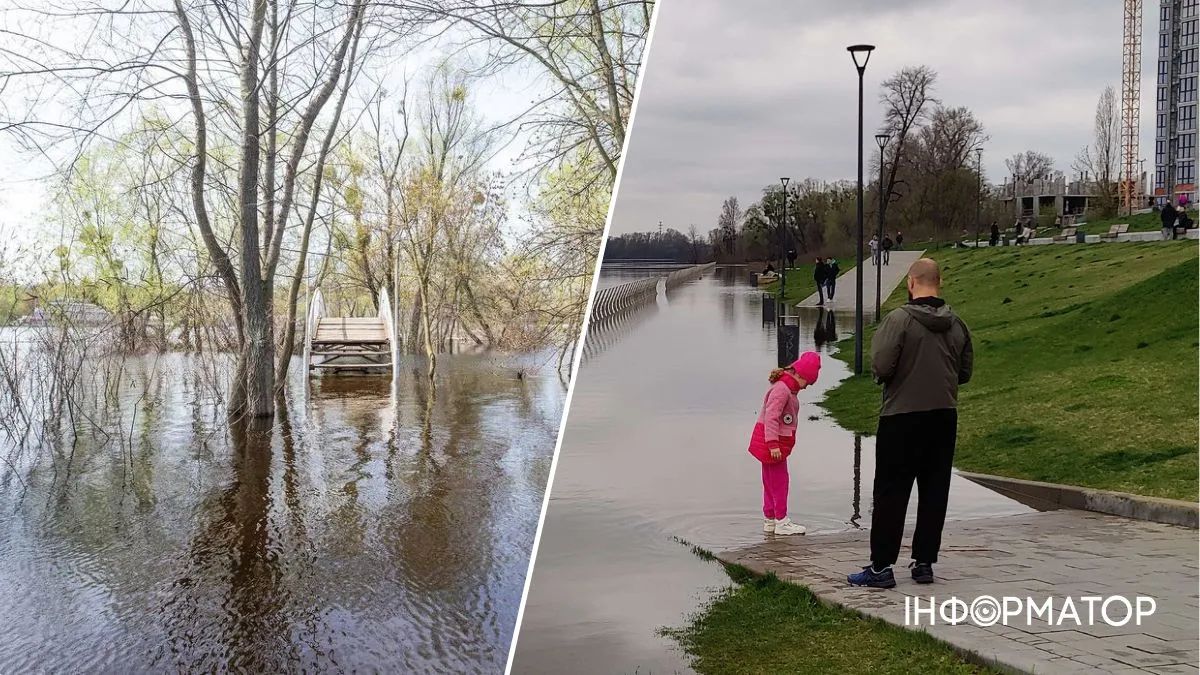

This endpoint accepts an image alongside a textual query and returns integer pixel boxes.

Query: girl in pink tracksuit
[747,351,821,535]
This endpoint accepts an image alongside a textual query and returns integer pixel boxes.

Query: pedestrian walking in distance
[813,257,828,306]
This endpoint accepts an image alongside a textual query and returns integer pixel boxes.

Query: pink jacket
[747,372,801,464]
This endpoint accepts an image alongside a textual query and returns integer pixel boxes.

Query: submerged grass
[663,544,995,674]
[821,241,1199,500]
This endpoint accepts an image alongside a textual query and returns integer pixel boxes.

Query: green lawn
[760,263,817,304]
[665,564,995,675]
[821,242,1199,500]
[1075,211,1161,235]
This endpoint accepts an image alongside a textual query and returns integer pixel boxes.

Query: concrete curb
[958,471,1198,528]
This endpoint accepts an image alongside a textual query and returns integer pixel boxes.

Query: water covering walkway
[512,265,1029,673]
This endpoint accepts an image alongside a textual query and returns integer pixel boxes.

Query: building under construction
[1155,0,1198,206]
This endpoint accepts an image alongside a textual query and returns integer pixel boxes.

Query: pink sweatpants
[761,460,789,520]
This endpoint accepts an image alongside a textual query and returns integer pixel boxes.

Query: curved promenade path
[796,250,925,311]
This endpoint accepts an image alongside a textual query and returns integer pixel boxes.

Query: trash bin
[762,294,776,323]
[1075,229,1086,244]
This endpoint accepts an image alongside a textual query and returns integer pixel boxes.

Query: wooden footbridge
[303,288,400,375]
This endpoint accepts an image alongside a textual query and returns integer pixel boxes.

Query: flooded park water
[0,337,562,673]
[512,264,1031,674]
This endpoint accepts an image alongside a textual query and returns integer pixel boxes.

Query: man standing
[868,234,879,266]
[813,257,828,306]
[848,258,973,588]
[1161,201,1178,240]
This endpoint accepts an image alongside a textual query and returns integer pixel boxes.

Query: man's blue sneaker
[847,565,896,588]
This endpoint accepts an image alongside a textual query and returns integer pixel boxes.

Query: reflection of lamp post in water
[848,43,876,375]
[850,433,862,528]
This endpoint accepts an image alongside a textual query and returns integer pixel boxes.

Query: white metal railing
[303,287,326,370]
[665,262,716,290]
[591,262,717,323]
[378,286,399,384]
[590,277,660,323]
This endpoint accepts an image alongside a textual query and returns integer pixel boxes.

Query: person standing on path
[868,235,879,266]
[825,258,839,303]
[746,352,821,536]
[882,234,893,265]
[847,258,974,589]
[1161,202,1178,240]
[895,231,904,250]
[813,257,828,305]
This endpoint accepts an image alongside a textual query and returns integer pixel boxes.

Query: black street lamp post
[848,43,875,375]
[975,147,984,247]
[874,133,889,322]
[778,176,790,323]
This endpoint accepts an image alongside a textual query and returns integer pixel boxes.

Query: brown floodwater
[512,265,1030,674]
[0,343,562,673]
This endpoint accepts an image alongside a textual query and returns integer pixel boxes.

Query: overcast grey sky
[610,0,1154,234]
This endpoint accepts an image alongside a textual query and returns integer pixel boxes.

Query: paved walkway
[797,250,925,310]
[716,509,1198,674]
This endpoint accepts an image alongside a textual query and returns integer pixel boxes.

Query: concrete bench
[1052,226,1078,242]
[1100,223,1129,241]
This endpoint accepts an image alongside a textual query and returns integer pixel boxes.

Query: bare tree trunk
[239,0,273,419]
[275,18,362,392]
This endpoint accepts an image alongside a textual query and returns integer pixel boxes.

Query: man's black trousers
[870,408,957,567]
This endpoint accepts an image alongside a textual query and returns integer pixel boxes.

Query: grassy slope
[666,567,995,675]
[1076,211,1161,235]
[822,242,1198,500]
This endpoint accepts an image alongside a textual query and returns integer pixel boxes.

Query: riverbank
[667,553,995,674]
[821,242,1198,500]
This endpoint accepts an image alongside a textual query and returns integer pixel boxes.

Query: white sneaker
[763,518,776,533]
[773,517,806,536]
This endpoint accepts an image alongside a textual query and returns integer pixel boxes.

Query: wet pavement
[719,510,1199,674]
[512,265,1029,674]
[0,347,562,673]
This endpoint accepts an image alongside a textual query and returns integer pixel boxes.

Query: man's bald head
[906,258,941,298]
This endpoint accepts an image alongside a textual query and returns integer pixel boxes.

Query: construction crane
[1121,0,1143,215]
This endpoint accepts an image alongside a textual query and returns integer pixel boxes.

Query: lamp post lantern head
[780,176,790,189]
[874,133,890,149]
[847,44,876,73]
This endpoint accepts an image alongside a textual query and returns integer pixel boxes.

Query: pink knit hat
[789,351,821,385]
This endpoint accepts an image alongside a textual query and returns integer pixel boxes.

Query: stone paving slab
[715,510,1198,674]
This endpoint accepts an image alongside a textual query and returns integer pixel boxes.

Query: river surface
[512,264,1030,674]
[0,338,562,673]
